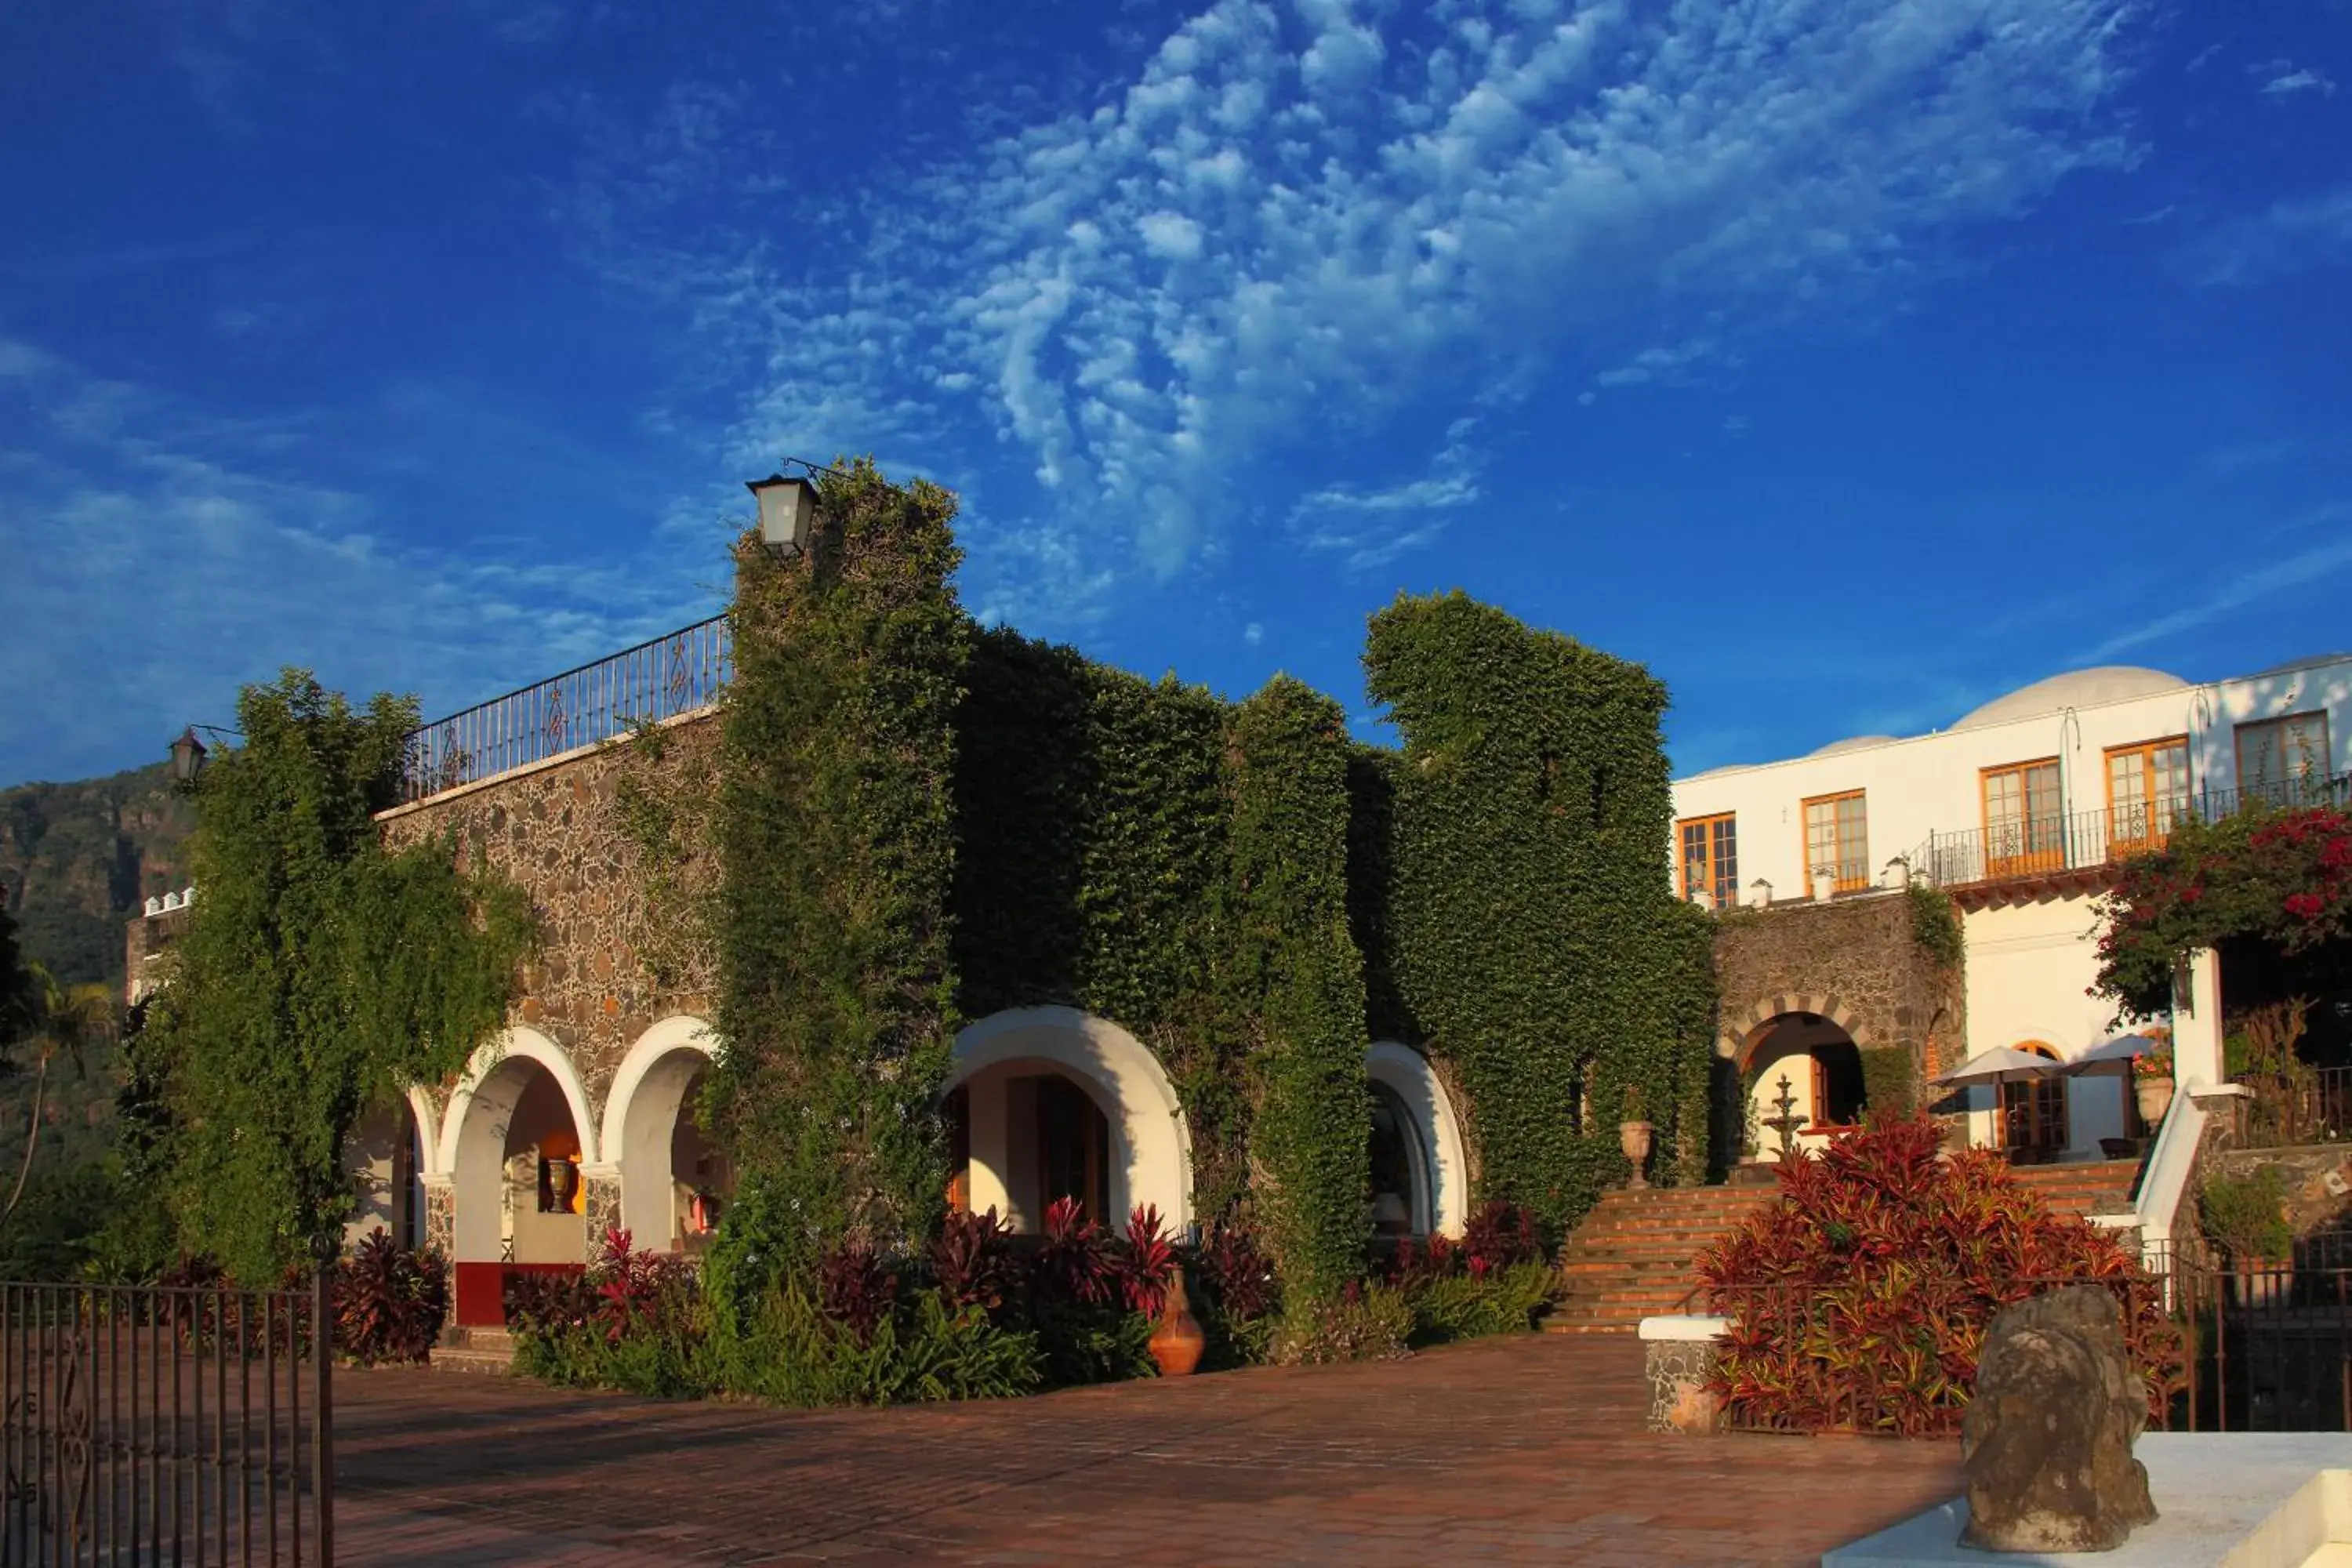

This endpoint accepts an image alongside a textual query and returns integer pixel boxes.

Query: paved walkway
[336,1334,1959,1566]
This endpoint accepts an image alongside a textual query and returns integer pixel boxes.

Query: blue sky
[3,0,2348,788]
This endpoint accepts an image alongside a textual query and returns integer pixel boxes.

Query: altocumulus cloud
[575,0,2137,630]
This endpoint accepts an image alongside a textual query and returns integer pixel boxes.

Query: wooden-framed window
[1678,812,1738,909]
[1802,790,1868,896]
[2235,711,2332,807]
[2105,736,2190,857]
[1999,1043,2068,1161]
[1980,757,2065,877]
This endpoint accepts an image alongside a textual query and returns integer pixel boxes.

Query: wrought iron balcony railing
[1909,771,2351,891]
[400,614,731,803]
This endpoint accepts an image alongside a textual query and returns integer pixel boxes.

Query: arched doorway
[944,1008,1191,1232]
[1365,1040,1469,1236]
[343,1090,432,1250]
[601,1017,732,1253]
[440,1030,598,1326]
[1740,1011,1870,1160]
[2001,1042,2070,1163]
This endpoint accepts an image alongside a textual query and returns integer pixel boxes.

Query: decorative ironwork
[399,612,731,804]
[2,1277,334,1563]
[1911,771,2352,891]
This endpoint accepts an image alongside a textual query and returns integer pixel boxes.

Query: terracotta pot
[1620,1120,1654,1189]
[1148,1269,1206,1378]
[2135,1077,2175,1130]
[546,1157,579,1213]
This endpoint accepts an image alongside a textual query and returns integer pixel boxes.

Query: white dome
[1807,734,1900,759]
[1954,666,2186,730]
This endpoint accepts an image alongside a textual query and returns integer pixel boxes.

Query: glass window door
[1982,760,2064,877]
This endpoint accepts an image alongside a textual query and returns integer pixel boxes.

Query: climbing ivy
[136,672,533,1282]
[1359,591,1715,1237]
[1229,679,1370,1304]
[1906,883,1964,971]
[706,460,968,1290]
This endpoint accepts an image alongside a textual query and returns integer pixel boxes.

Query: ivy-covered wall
[372,471,1719,1298]
[1354,592,1716,1236]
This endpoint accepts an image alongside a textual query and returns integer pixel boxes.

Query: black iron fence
[399,613,730,804]
[1911,771,2351,890]
[1702,1261,2351,1436]
[2,1277,333,1566]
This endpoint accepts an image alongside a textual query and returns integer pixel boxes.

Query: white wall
[1958,898,2132,1156]
[1669,654,2352,907]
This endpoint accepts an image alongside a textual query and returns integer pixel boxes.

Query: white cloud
[567,0,2140,626]
[1243,621,1264,645]
[2188,185,2352,285]
[2252,60,2336,98]
[0,344,713,783]
[2082,521,2352,662]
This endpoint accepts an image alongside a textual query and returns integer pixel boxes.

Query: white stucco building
[1671,653,2352,1160]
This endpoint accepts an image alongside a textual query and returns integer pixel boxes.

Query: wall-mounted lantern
[169,726,208,783]
[747,474,818,557]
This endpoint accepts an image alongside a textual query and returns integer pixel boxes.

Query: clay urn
[1619,1120,1655,1189]
[546,1156,579,1213]
[1148,1269,1206,1378]
[2134,1076,2174,1131]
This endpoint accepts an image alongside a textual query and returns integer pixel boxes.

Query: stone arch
[597,1015,721,1251]
[1719,992,1872,1065]
[438,1027,599,1269]
[1366,1040,1470,1237]
[946,1007,1193,1232]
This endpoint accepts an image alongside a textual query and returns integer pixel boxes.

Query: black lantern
[168,725,208,783]
[746,473,817,557]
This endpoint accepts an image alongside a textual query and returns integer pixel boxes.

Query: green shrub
[1404,1260,1555,1345]
[1272,1283,1414,1364]
[1857,1047,1918,1118]
[2199,1169,2293,1264]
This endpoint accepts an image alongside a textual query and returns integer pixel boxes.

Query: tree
[2,963,116,1228]
[136,671,532,1281]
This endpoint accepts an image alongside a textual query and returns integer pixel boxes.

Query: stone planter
[1640,1316,1729,1433]
[2135,1077,2175,1130]
[1619,1120,1654,1189]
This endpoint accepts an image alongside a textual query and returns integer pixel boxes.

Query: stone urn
[545,1156,579,1214]
[1619,1120,1654,1190]
[2135,1076,2174,1131]
[1148,1269,1206,1378]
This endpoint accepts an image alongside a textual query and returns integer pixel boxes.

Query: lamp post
[169,725,208,783]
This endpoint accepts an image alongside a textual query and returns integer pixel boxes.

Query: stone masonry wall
[1710,889,1965,1085]
[378,713,722,1119]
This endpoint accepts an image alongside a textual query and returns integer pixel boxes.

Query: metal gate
[2,1277,332,1566]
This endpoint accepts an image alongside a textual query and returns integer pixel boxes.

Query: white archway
[598,1016,720,1250]
[1367,1040,1470,1237]
[439,1027,599,1269]
[407,1085,442,1177]
[947,1007,1193,1232]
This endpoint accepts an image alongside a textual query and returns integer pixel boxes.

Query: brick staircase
[429,1324,517,1376]
[1546,1186,1773,1333]
[1544,1159,2145,1334]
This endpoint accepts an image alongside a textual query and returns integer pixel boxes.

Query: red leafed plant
[1460,1200,1543,1277]
[816,1236,900,1342]
[930,1206,1018,1317]
[590,1227,690,1345]
[1120,1205,1178,1318]
[1033,1197,1119,1306]
[1193,1220,1279,1322]
[333,1229,448,1365]
[1697,1115,2185,1436]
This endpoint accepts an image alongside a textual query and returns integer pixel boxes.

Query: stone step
[427,1344,516,1376]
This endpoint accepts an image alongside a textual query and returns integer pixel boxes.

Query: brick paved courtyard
[336,1334,1959,1566]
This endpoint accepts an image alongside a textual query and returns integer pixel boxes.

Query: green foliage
[709,461,968,1281]
[1359,591,1715,1235]
[1906,883,1964,971]
[1229,679,1370,1304]
[1402,1259,1554,1345]
[132,671,533,1282]
[0,904,31,1040]
[1857,1046,1918,1117]
[2198,1169,2292,1264]
[1272,1283,1414,1363]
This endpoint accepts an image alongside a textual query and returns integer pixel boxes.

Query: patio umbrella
[1930,1045,2066,1091]
[2061,1033,2161,1076]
